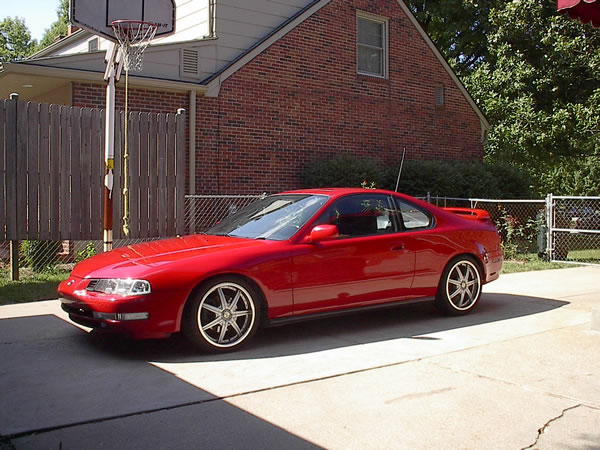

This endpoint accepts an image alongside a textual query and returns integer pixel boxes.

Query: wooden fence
[0,95,186,241]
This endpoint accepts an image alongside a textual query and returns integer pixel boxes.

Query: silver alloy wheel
[445,259,481,311]
[197,282,256,348]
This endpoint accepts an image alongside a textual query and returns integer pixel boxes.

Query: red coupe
[58,188,503,352]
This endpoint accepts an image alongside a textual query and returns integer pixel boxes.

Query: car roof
[279,187,408,199]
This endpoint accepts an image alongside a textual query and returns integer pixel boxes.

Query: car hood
[71,234,268,279]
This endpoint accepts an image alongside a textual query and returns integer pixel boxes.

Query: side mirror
[305,224,339,243]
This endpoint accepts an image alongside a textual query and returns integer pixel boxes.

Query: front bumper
[58,276,178,339]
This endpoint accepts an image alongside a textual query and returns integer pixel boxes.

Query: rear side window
[394,199,432,230]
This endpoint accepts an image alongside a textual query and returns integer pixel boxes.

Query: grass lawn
[0,267,71,306]
[501,254,573,274]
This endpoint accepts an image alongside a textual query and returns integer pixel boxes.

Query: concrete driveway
[1,266,599,449]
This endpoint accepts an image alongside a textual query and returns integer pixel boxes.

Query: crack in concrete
[428,360,600,410]
[521,404,582,450]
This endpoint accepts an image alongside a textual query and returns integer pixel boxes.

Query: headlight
[86,279,152,296]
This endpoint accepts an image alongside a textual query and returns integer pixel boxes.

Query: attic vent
[181,49,200,78]
[88,38,98,52]
[435,85,445,107]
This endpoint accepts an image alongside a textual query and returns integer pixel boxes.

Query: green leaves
[38,0,69,50]
[0,17,36,62]
[410,0,600,195]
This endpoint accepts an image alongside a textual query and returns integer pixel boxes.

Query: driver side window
[318,194,397,237]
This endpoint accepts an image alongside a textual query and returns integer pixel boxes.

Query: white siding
[191,0,314,78]
[154,0,210,44]
[52,0,209,57]
[36,0,317,83]
[53,36,114,56]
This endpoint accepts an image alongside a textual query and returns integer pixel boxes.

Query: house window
[357,13,388,78]
[88,38,98,52]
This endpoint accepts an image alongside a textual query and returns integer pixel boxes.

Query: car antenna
[394,148,407,192]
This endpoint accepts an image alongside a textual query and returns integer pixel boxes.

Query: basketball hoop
[111,20,158,236]
[111,20,158,72]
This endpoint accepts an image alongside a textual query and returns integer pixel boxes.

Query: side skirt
[264,296,436,328]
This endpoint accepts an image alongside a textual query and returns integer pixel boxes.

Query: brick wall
[195,0,484,194]
[71,0,485,196]
[72,82,188,114]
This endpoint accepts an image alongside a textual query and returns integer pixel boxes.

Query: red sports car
[58,188,503,352]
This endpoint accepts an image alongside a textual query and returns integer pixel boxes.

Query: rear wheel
[435,256,482,315]
[183,277,261,353]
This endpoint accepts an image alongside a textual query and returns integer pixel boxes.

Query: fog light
[92,312,149,321]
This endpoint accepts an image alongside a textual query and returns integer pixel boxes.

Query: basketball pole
[103,43,123,252]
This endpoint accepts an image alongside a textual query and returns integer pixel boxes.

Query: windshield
[207,194,329,240]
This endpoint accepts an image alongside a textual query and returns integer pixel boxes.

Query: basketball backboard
[70,0,175,41]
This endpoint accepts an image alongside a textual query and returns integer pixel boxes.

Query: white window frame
[356,12,389,79]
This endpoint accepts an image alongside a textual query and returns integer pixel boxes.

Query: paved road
[1,266,599,449]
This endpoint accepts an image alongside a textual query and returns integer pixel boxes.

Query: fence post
[7,93,20,280]
[545,193,553,260]
[176,108,186,236]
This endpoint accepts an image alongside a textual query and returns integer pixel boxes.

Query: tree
[0,17,37,62]
[465,1,600,195]
[38,0,69,50]
[405,0,505,76]
[408,0,600,195]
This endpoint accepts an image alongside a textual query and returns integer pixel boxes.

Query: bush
[302,155,383,188]
[21,240,62,272]
[382,160,532,198]
[302,156,532,198]
[75,242,98,263]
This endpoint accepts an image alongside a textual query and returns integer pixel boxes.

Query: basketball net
[111,20,158,236]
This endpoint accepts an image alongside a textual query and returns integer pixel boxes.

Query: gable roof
[203,0,489,130]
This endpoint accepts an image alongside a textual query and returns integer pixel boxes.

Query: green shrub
[382,160,532,198]
[21,240,62,272]
[75,242,98,263]
[302,155,383,188]
[303,156,532,199]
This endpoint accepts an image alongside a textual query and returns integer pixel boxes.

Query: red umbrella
[558,0,600,27]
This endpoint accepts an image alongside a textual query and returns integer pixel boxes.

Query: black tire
[435,256,482,316]
[182,276,261,353]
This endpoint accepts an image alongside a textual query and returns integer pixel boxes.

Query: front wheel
[182,277,261,353]
[435,257,482,316]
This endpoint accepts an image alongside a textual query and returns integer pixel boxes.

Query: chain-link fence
[548,196,600,265]
[184,194,266,233]
[3,193,599,282]
[1,195,266,281]
[0,238,165,282]
[423,196,546,260]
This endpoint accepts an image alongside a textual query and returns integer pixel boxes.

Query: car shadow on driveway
[0,292,567,446]
[81,292,568,363]
[0,314,319,448]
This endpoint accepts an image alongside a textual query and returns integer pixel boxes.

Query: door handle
[392,243,406,251]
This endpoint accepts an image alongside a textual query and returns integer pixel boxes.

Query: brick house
[0,0,489,194]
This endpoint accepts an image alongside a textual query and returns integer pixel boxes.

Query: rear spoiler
[442,207,494,224]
